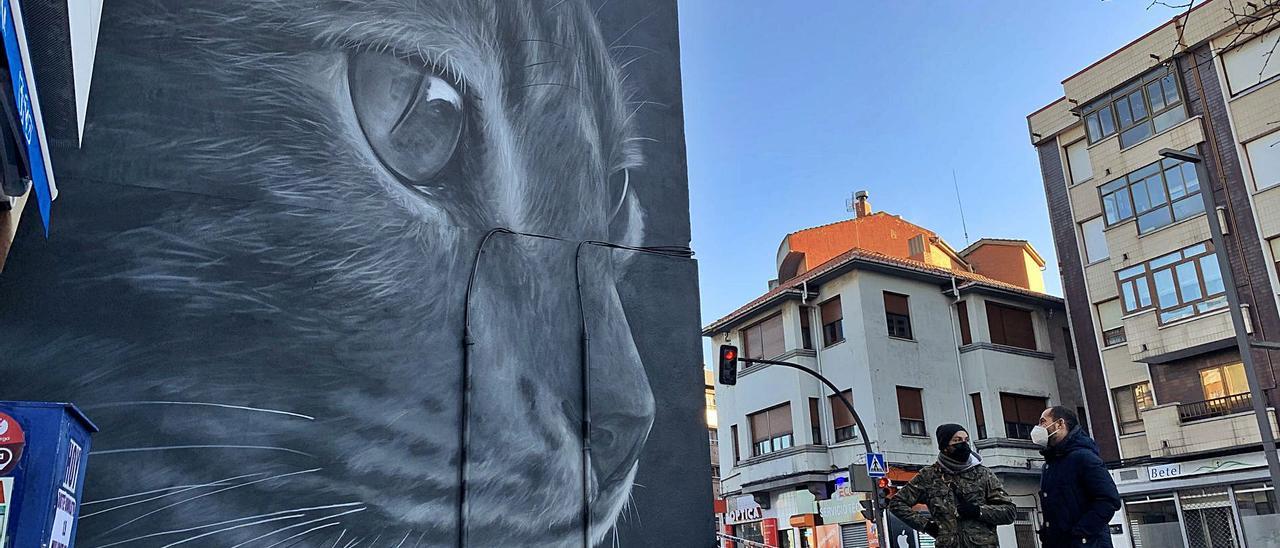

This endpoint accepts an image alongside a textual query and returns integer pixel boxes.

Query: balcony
[1141,396,1279,458]
[1178,393,1254,423]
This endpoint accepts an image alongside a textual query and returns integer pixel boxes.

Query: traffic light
[858,498,876,521]
[877,477,897,501]
[718,345,739,385]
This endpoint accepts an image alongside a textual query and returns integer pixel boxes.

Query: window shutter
[884,293,909,316]
[896,387,923,420]
[770,404,792,437]
[761,314,784,358]
[749,411,770,443]
[821,297,842,325]
[970,393,985,427]
[830,390,855,429]
[958,301,972,345]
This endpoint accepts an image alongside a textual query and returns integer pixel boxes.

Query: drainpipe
[950,276,974,430]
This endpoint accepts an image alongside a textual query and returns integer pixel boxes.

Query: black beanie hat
[936,423,967,450]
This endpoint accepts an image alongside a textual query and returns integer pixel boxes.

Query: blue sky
[679,1,1180,362]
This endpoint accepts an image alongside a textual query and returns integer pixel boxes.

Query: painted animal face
[0,1,662,546]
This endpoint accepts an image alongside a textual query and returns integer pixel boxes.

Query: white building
[706,194,1083,548]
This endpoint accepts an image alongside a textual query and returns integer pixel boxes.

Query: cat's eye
[348,51,464,186]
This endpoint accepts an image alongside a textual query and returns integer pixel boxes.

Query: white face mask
[1031,422,1060,447]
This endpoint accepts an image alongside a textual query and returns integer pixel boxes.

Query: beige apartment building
[1029,2,1280,547]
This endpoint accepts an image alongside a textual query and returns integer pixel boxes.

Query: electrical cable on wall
[459,227,693,548]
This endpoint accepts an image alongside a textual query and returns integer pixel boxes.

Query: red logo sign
[0,412,26,475]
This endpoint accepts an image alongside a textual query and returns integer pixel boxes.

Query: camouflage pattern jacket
[886,460,1016,548]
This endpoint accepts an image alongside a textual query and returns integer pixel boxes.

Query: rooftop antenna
[952,169,970,246]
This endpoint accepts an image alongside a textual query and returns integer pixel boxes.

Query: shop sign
[818,493,862,524]
[1147,463,1181,481]
[725,494,762,525]
[761,518,779,547]
[1145,453,1264,481]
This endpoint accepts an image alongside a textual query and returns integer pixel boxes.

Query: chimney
[854,190,871,218]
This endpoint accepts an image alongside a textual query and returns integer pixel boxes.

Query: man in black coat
[1034,406,1122,547]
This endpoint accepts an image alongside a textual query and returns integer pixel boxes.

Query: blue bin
[0,402,97,548]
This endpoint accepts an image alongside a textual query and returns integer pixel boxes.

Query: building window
[1116,241,1227,324]
[986,302,1037,350]
[748,403,793,457]
[1098,148,1203,233]
[1063,327,1077,369]
[1113,382,1153,435]
[829,390,857,442]
[1082,66,1186,148]
[821,297,844,347]
[1077,406,1090,436]
[897,386,926,436]
[971,393,986,440]
[800,307,814,350]
[1271,238,1280,279]
[809,398,822,444]
[1097,299,1126,346]
[884,292,913,339]
[1199,362,1248,400]
[957,301,972,345]
[742,313,784,360]
[1222,26,1280,95]
[1066,139,1094,184]
[1081,216,1109,263]
[731,424,741,463]
[1245,131,1280,191]
[1000,393,1048,440]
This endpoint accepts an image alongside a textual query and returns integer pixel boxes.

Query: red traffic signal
[718,345,739,386]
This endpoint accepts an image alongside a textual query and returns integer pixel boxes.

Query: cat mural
[0,1,707,546]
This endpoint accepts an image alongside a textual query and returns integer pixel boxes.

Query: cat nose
[590,409,650,489]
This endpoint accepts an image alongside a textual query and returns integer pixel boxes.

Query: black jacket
[1038,427,1122,547]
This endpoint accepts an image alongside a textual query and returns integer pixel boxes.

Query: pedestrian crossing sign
[866,452,887,478]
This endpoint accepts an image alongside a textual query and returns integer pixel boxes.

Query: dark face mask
[946,441,972,462]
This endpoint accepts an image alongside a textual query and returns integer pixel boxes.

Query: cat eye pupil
[348,51,465,186]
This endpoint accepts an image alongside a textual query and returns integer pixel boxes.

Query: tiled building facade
[1029,2,1280,546]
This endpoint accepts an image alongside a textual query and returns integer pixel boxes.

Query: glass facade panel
[1236,484,1280,548]
[1127,498,1186,548]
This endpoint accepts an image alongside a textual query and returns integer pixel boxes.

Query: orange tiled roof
[702,247,1060,335]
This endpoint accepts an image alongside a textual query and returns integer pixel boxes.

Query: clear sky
[679,1,1181,364]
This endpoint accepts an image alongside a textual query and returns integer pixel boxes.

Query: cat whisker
[594,0,612,17]
[82,471,272,517]
[230,507,365,547]
[393,530,413,548]
[83,471,268,506]
[93,502,361,548]
[82,400,315,420]
[156,514,311,548]
[515,82,583,93]
[547,0,570,11]
[607,13,654,48]
[94,513,306,548]
[97,468,324,537]
[342,536,364,548]
[91,444,316,458]
[330,528,347,548]
[413,530,426,547]
[262,522,342,548]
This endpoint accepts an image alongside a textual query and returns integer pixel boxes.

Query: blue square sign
[866,452,887,478]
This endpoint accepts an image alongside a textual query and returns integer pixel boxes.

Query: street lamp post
[1158,147,1280,491]
[738,356,888,548]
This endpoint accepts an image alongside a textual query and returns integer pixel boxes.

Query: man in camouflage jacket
[887,423,1015,547]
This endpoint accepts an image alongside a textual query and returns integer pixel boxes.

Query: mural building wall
[0,1,710,546]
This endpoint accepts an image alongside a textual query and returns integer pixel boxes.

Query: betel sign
[1147,463,1182,481]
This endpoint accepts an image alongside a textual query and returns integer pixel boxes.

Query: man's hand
[956,496,982,519]
[924,521,940,537]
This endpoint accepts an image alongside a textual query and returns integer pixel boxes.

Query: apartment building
[705,193,1081,548]
[1028,2,1280,547]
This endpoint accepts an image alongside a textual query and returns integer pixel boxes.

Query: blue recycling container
[0,401,97,548]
